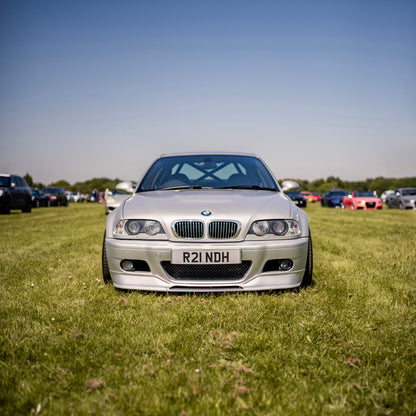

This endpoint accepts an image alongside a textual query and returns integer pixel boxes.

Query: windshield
[137,155,278,192]
[328,190,347,196]
[402,188,416,196]
[43,187,58,194]
[354,191,375,197]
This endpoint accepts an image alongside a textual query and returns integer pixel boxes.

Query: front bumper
[404,200,416,209]
[330,199,344,208]
[105,237,309,292]
[355,202,383,210]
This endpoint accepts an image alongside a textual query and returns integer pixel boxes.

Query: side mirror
[281,180,299,192]
[116,181,134,193]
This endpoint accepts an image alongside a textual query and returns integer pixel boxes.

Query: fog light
[121,260,135,271]
[279,259,293,271]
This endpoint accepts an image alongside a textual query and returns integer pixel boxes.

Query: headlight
[251,220,269,236]
[0,190,3,196]
[106,196,116,204]
[249,220,300,237]
[114,219,165,238]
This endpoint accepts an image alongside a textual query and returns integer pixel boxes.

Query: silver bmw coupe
[102,152,312,292]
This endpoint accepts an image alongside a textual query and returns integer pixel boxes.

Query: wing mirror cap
[281,180,299,192]
[116,181,135,193]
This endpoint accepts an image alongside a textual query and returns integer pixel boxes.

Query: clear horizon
[1,0,415,185]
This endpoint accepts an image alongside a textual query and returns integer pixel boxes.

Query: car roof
[158,151,258,158]
[0,174,11,177]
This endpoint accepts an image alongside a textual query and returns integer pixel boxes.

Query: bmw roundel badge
[201,210,211,216]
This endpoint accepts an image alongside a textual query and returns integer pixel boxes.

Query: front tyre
[22,199,32,213]
[102,232,112,283]
[1,198,11,214]
[300,231,313,288]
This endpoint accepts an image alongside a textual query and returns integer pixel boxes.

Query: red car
[42,186,68,207]
[312,192,322,202]
[343,191,382,210]
[301,192,318,203]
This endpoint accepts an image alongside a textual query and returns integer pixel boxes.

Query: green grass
[0,203,415,415]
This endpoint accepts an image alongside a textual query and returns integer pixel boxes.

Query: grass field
[0,203,415,415]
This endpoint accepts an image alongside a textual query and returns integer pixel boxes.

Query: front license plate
[172,250,241,265]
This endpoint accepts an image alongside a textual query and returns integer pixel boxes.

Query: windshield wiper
[218,185,278,192]
[158,185,203,191]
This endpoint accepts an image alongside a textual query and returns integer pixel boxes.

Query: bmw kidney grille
[173,220,240,239]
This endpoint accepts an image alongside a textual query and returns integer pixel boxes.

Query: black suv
[0,174,32,214]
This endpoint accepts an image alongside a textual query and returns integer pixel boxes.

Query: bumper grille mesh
[161,261,251,280]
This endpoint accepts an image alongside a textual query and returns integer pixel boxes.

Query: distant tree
[24,173,34,187]
[33,182,45,190]
[72,178,122,194]
[51,180,71,189]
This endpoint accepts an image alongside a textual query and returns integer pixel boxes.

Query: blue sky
[1,0,415,185]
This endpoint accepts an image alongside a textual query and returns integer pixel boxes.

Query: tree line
[24,173,415,197]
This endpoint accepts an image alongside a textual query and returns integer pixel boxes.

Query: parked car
[381,190,394,204]
[0,174,32,214]
[321,189,348,208]
[71,192,84,202]
[301,191,318,203]
[312,192,322,202]
[42,187,68,206]
[65,191,84,203]
[343,191,383,210]
[31,189,51,208]
[386,188,416,209]
[286,190,307,207]
[102,152,313,292]
[87,189,102,202]
[105,183,135,215]
[0,175,11,213]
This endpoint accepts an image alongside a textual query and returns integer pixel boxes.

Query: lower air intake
[161,261,251,280]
